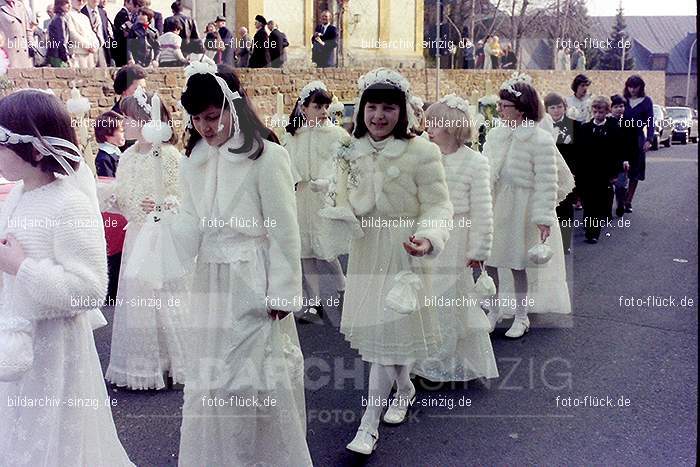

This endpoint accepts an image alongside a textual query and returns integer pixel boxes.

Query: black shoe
[616,207,625,217]
[584,237,598,244]
[624,204,633,213]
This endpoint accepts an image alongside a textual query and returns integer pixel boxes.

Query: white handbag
[385,270,423,315]
[0,316,34,382]
[528,240,553,265]
[473,264,497,297]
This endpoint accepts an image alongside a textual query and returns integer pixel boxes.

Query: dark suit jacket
[113,7,130,66]
[552,116,581,176]
[578,117,624,187]
[95,149,120,177]
[81,5,113,64]
[47,15,69,63]
[311,23,337,67]
[218,26,234,65]
[248,27,270,68]
[268,28,288,68]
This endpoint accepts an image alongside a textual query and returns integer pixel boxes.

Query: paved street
[94,142,698,466]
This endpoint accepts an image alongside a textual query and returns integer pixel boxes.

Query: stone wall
[4,67,666,125]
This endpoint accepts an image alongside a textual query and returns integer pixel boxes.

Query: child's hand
[0,235,26,275]
[268,309,289,320]
[466,259,481,269]
[537,224,551,242]
[141,197,156,213]
[403,235,433,257]
[623,161,630,172]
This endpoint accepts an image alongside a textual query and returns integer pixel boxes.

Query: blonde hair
[590,95,611,111]
[425,100,474,145]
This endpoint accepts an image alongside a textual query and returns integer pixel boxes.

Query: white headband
[0,125,82,176]
[438,94,470,116]
[500,72,533,97]
[183,57,243,140]
[355,68,415,132]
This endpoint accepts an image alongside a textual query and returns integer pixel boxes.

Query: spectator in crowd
[0,0,34,68]
[113,0,133,66]
[482,35,494,69]
[572,45,586,70]
[267,20,288,68]
[203,21,224,63]
[140,0,162,34]
[462,37,475,69]
[46,0,70,67]
[311,10,337,67]
[164,0,201,56]
[66,0,99,68]
[474,39,484,69]
[501,43,516,69]
[233,25,251,67]
[81,0,113,66]
[43,4,55,30]
[214,15,233,65]
[249,14,270,68]
[127,7,159,67]
[556,46,571,70]
[158,19,186,66]
[32,14,48,66]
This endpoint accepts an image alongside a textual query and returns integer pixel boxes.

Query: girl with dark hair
[282,81,351,322]
[483,75,573,339]
[326,68,452,455]
[145,59,311,465]
[103,88,188,391]
[0,90,133,465]
[566,73,593,122]
[621,74,654,213]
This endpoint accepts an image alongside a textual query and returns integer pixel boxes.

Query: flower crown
[438,94,470,116]
[133,85,152,114]
[357,68,411,95]
[499,72,533,97]
[299,80,328,103]
[410,95,424,111]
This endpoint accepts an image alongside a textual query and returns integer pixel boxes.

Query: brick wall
[3,67,666,126]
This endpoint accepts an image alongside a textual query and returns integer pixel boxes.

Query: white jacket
[66,9,99,55]
[330,135,453,256]
[443,146,492,261]
[483,123,558,227]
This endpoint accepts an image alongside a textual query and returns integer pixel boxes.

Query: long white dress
[283,122,352,260]
[167,135,312,466]
[0,177,133,466]
[484,124,573,315]
[104,143,188,390]
[329,135,453,365]
[413,146,499,381]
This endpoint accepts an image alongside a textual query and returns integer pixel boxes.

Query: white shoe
[487,309,502,333]
[346,426,379,455]
[505,316,530,338]
[383,383,416,424]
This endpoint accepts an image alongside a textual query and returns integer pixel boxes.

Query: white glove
[309,178,331,193]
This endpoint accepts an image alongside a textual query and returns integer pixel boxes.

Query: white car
[665,107,698,144]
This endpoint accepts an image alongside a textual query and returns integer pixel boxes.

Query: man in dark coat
[215,15,233,65]
[163,0,201,55]
[248,14,270,68]
[267,20,288,68]
[311,10,337,67]
[113,0,132,66]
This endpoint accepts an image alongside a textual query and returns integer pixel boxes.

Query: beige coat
[0,0,33,68]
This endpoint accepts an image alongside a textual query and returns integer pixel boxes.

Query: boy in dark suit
[578,96,624,243]
[610,94,635,217]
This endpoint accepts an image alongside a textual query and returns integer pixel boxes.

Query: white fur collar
[353,136,408,159]
[189,134,260,166]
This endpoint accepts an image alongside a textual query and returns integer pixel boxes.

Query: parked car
[665,106,698,144]
[652,104,672,150]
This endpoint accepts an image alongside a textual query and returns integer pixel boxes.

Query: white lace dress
[0,178,133,466]
[413,146,498,381]
[103,144,189,390]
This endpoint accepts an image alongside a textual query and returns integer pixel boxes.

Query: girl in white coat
[412,95,498,382]
[327,68,452,455]
[283,81,350,319]
[0,90,133,466]
[483,76,573,339]
[157,61,311,466]
[104,89,188,390]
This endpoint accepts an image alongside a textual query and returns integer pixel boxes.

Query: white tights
[359,363,413,431]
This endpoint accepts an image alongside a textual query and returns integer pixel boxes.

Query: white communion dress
[0,174,133,466]
[103,143,189,390]
[483,123,574,315]
[282,121,353,260]
[163,135,312,466]
[413,146,499,381]
[327,135,453,365]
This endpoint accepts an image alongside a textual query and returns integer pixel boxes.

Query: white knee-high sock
[359,363,396,431]
[301,258,321,305]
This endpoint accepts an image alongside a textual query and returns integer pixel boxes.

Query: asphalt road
[94,141,698,466]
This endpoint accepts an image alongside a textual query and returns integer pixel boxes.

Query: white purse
[473,264,497,297]
[528,240,553,265]
[385,270,423,315]
[0,316,34,382]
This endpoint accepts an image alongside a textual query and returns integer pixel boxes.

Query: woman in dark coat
[248,14,271,68]
[621,75,654,213]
